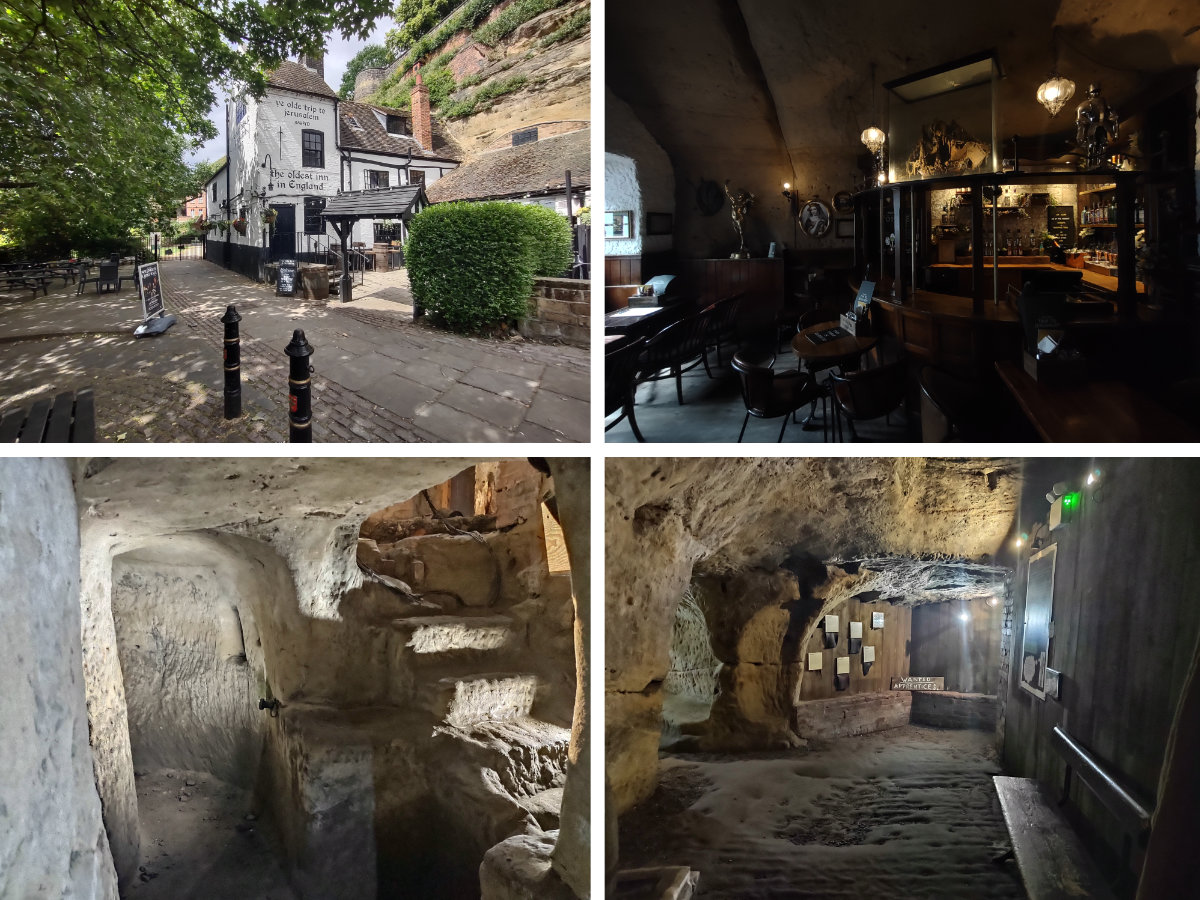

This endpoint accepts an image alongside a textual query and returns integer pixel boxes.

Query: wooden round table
[791,323,877,368]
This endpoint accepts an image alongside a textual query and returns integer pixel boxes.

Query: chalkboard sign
[136,263,164,320]
[277,259,298,296]
[1047,206,1075,246]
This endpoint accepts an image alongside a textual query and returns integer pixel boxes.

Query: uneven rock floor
[619,726,1025,899]
[127,770,297,899]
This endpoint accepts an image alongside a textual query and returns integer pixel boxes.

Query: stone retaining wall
[911,691,998,731]
[521,277,588,346]
[792,692,913,741]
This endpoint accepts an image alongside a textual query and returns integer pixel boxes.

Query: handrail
[1051,725,1152,837]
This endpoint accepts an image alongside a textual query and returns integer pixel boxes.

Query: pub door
[269,204,296,260]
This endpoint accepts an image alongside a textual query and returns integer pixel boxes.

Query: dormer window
[347,116,363,130]
[386,115,410,136]
[512,127,538,147]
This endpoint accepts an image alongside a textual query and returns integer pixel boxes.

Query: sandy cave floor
[619,726,1026,899]
[126,770,298,900]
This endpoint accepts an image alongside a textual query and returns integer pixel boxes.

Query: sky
[186,18,396,166]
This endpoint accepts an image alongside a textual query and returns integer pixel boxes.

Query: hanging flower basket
[261,208,278,225]
[232,217,248,236]
[217,220,230,234]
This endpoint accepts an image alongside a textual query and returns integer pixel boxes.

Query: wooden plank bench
[0,389,96,442]
[994,776,1116,899]
[994,725,1153,900]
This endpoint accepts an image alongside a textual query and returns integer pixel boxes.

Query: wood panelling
[796,599,911,702]
[604,255,643,311]
[677,258,785,313]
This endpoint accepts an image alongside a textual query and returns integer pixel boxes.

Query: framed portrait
[646,212,673,235]
[835,218,855,239]
[1020,544,1057,700]
[605,210,634,240]
[799,199,831,238]
[832,190,854,214]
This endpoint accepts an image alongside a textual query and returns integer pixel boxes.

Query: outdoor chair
[731,350,827,442]
[96,262,119,293]
[636,308,714,405]
[605,337,646,442]
[827,358,908,441]
[76,263,100,295]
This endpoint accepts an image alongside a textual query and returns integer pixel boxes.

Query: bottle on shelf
[1028,229,1036,253]
[1082,205,1090,225]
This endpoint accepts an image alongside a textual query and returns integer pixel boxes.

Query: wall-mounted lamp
[986,596,1000,608]
[782,181,798,217]
[958,610,971,623]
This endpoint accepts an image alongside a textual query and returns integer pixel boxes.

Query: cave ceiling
[608,457,1023,600]
[607,0,1200,181]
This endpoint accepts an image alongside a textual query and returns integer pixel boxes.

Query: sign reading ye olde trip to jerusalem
[891,676,945,691]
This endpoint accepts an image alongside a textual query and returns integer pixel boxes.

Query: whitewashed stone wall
[606,88,675,256]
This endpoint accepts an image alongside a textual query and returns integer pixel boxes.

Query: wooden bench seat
[0,389,96,442]
[994,775,1115,900]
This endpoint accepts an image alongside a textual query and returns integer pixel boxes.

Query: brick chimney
[299,51,324,79]
[412,65,432,152]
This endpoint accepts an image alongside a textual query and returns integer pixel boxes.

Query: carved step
[421,673,540,726]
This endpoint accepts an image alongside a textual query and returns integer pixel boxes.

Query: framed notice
[1021,545,1057,700]
[136,263,164,320]
[277,259,298,296]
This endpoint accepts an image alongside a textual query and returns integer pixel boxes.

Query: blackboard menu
[137,263,164,319]
[277,259,297,296]
[1047,206,1075,246]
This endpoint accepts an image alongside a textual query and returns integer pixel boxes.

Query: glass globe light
[861,125,886,155]
[1037,73,1076,117]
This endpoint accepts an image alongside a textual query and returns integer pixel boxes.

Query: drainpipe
[225,101,232,268]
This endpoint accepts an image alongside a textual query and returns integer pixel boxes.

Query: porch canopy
[321,184,429,300]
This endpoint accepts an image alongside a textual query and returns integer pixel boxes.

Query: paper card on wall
[850,621,863,638]
[863,645,876,663]
[836,656,850,675]
[825,614,839,632]
[808,652,823,671]
[872,612,885,628]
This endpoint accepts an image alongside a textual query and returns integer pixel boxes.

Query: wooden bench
[0,389,96,442]
[994,725,1153,900]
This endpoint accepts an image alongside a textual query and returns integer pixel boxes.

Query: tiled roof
[338,100,462,162]
[426,128,590,203]
[321,185,428,221]
[267,60,339,100]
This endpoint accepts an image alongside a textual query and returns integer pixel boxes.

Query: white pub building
[204,54,461,281]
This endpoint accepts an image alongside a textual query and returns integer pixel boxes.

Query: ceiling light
[1037,72,1076,117]
[861,125,886,155]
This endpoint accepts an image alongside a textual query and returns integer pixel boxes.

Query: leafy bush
[406,201,571,332]
[474,0,572,46]
[518,203,573,277]
[538,7,589,47]
[441,73,528,118]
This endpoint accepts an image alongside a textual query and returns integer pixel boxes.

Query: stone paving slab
[0,258,591,443]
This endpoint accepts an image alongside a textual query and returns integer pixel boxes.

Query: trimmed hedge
[406,201,574,332]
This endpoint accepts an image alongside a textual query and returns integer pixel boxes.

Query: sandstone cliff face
[1,459,118,900]
[606,457,1021,812]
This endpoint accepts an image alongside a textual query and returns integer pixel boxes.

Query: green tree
[0,0,393,254]
[339,43,394,98]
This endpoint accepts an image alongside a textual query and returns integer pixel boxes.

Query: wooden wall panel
[795,599,912,702]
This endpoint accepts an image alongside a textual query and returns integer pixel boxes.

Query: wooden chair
[702,294,743,371]
[918,366,990,442]
[731,351,827,442]
[827,358,908,441]
[605,337,646,442]
[636,309,713,405]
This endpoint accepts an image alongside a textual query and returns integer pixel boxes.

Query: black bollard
[220,305,242,419]
[285,329,314,442]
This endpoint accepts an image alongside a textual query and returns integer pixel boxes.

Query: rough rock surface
[71,458,583,897]
[0,459,119,899]
[606,458,1020,813]
[480,830,577,900]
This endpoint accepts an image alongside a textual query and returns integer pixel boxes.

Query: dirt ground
[126,770,297,900]
[618,725,1026,899]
